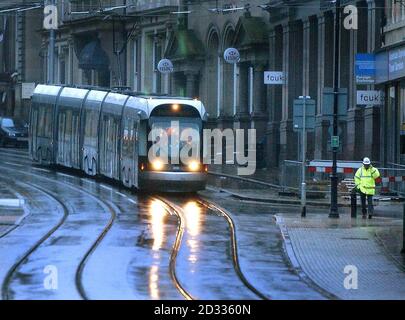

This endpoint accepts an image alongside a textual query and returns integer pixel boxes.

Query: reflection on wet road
[0,147,325,300]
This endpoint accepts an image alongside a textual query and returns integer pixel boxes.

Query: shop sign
[356,90,384,105]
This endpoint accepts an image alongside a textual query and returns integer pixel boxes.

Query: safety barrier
[282,160,405,196]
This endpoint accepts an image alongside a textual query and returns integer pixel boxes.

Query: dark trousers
[360,191,374,216]
[352,188,374,216]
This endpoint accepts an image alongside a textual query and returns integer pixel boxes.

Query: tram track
[0,162,118,300]
[153,196,195,300]
[0,153,187,300]
[0,148,269,300]
[196,197,270,300]
[157,195,269,300]
[0,178,69,300]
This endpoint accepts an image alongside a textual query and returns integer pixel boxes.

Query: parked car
[0,117,28,147]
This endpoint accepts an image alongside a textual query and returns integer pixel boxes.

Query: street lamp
[329,0,341,219]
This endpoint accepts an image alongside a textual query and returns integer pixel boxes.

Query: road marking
[0,199,24,207]
[115,191,127,198]
[57,172,73,178]
[127,198,137,204]
[2,162,24,167]
[99,184,112,191]
[32,167,51,173]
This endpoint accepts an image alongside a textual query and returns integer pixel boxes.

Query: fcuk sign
[356,90,384,106]
[264,71,285,85]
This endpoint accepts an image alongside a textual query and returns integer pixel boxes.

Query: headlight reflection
[150,200,166,251]
[183,201,202,266]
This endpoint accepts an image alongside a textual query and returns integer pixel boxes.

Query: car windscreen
[1,118,25,128]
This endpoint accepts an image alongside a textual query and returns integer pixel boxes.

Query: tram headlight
[188,161,200,172]
[151,160,164,171]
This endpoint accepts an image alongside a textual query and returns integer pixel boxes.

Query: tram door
[101,114,120,179]
[71,113,80,168]
[121,115,139,187]
[30,108,39,159]
[57,112,66,164]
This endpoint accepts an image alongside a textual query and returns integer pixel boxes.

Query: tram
[29,84,208,192]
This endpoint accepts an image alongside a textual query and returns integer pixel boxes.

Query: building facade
[376,0,405,167]
[0,1,43,119]
[3,0,400,169]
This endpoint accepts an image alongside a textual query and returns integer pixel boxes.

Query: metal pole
[301,96,307,217]
[402,203,405,254]
[48,0,56,84]
[329,0,341,218]
[233,63,237,115]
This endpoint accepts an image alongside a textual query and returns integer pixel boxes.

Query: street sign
[355,53,376,84]
[331,136,340,148]
[322,87,347,117]
[224,48,240,64]
[157,59,174,74]
[264,71,284,85]
[356,90,384,105]
[293,98,316,131]
[21,82,36,99]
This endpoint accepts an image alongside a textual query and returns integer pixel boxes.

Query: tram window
[150,119,201,156]
[38,107,45,136]
[44,106,52,138]
[138,121,147,156]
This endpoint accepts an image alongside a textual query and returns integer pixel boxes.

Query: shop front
[376,43,405,166]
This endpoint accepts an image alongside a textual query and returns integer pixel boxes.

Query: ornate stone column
[234,62,250,132]
[345,4,363,161]
[251,62,268,140]
[185,71,198,98]
[266,28,282,167]
[279,21,302,163]
[364,0,381,162]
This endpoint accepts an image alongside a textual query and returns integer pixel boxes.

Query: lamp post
[329,0,341,219]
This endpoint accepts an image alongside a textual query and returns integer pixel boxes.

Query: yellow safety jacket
[354,165,380,196]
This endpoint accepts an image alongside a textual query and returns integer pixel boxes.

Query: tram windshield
[150,117,202,159]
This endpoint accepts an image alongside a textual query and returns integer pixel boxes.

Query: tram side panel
[55,88,89,169]
[82,90,108,176]
[30,85,63,164]
[120,105,139,188]
[98,93,128,180]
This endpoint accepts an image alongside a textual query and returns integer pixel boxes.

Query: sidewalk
[0,181,27,238]
[275,213,405,299]
[208,165,405,212]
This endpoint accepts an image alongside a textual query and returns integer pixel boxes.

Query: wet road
[0,147,326,300]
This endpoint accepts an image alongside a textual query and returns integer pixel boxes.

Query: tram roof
[33,84,208,120]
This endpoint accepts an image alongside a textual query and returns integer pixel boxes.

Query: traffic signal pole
[329,0,341,219]
[300,96,310,218]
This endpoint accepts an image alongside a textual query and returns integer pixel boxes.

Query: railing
[281,159,405,197]
[130,0,180,12]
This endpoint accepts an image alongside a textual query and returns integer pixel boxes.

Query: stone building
[375,0,405,167]
[3,0,398,168]
[0,1,43,119]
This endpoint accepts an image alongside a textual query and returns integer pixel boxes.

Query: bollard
[402,203,405,254]
[351,190,357,218]
[301,182,306,218]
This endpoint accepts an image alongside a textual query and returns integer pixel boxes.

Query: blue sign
[355,54,376,84]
